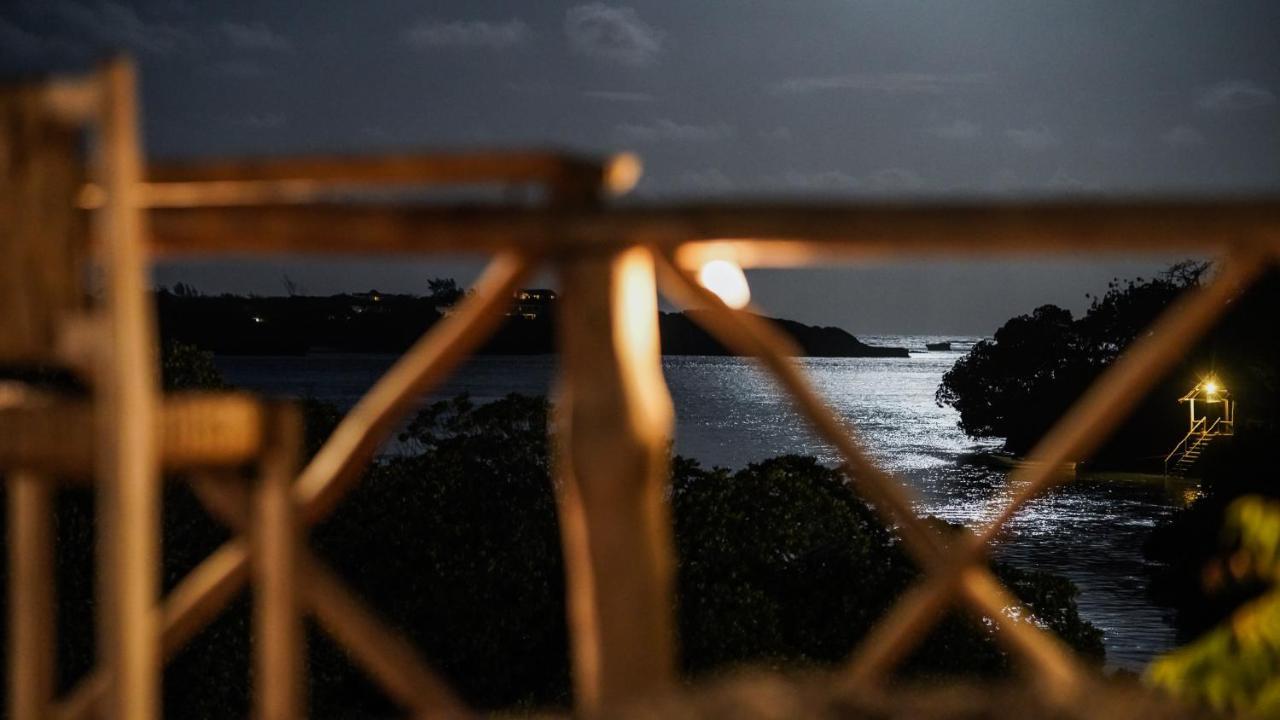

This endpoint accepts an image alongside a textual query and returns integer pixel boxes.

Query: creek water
[217,337,1187,671]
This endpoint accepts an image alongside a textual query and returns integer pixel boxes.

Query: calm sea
[216,335,1186,671]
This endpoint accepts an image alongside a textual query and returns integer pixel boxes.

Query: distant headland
[156,283,908,358]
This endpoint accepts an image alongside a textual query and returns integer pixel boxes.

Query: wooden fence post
[8,472,55,720]
[555,244,677,712]
[94,57,161,720]
[253,403,305,720]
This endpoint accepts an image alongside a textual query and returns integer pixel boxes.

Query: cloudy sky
[3,1,1277,333]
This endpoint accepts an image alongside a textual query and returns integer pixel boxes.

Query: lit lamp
[697,259,751,309]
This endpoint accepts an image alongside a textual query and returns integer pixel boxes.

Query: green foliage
[312,393,569,711]
[311,395,1106,708]
[1140,267,1280,640]
[673,455,908,673]
[1146,496,1280,715]
[160,340,225,390]
[936,262,1208,461]
[0,383,1104,715]
[427,277,464,306]
[672,456,1105,678]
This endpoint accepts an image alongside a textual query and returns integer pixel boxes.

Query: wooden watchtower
[1165,377,1234,476]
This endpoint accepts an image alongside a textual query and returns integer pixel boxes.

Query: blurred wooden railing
[2,57,1279,720]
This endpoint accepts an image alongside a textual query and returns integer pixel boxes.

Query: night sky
[3,1,1277,334]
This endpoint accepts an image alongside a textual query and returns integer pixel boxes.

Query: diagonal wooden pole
[654,253,1084,695]
[836,250,1267,684]
[294,251,534,524]
[56,253,529,719]
[189,479,474,719]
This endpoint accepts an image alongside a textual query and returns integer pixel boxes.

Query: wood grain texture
[294,252,532,525]
[654,254,1086,698]
[8,472,55,720]
[555,246,678,712]
[92,57,161,720]
[145,200,1280,261]
[0,82,86,361]
[253,405,305,720]
[0,393,265,476]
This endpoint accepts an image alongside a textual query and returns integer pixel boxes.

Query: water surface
[217,338,1183,671]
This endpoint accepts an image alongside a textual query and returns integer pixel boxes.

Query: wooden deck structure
[2,57,1279,718]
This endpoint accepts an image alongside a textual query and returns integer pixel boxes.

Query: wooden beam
[837,250,1267,688]
[0,393,265,477]
[92,56,161,720]
[303,558,471,719]
[654,254,1086,696]
[555,246,678,711]
[147,150,603,186]
[56,253,527,715]
[252,405,305,720]
[144,200,1280,261]
[54,539,253,720]
[189,472,472,719]
[294,252,532,524]
[0,75,87,363]
[8,472,56,720]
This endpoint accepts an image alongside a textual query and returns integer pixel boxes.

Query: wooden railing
[2,57,1280,719]
[1164,417,1208,473]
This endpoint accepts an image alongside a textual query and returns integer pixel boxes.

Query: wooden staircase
[1165,416,1231,478]
[1167,432,1216,477]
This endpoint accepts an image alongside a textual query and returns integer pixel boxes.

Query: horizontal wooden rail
[145,200,1280,262]
[78,152,643,208]
[0,392,265,475]
[832,250,1268,688]
[148,150,605,186]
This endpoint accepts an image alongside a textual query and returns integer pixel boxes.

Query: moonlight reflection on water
[218,340,1184,671]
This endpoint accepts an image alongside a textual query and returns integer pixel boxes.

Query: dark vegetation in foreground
[935,262,1280,673]
[0,345,1096,717]
[155,281,908,358]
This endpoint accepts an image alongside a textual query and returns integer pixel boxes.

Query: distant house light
[511,288,557,319]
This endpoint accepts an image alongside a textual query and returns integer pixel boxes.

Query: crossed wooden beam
[6,56,1280,719]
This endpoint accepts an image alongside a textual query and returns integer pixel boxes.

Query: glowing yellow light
[697,259,751,309]
[1205,381,1218,394]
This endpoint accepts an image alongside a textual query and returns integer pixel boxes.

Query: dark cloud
[203,59,270,78]
[1161,125,1205,147]
[928,119,981,141]
[1197,80,1277,112]
[583,89,655,102]
[675,168,735,195]
[229,112,287,129]
[777,169,860,192]
[1006,126,1060,152]
[402,18,530,50]
[54,0,195,55]
[616,118,733,142]
[3,0,1277,333]
[220,21,291,52]
[771,72,989,96]
[565,3,662,67]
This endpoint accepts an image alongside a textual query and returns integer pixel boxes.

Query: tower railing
[3,58,1280,719]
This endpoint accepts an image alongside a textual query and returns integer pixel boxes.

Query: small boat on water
[925,341,952,351]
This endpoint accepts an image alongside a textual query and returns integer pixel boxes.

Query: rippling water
[217,338,1186,671]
